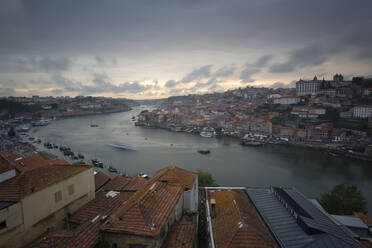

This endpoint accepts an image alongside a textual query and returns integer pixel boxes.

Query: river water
[31,106,372,212]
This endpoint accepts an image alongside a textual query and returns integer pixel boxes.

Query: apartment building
[0,163,95,248]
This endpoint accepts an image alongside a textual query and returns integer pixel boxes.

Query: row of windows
[55,184,74,203]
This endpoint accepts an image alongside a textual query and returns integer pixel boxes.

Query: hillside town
[0,95,133,120]
[0,150,371,248]
[136,74,372,161]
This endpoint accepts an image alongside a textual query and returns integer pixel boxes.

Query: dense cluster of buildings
[0,150,371,248]
[136,74,372,160]
[0,95,132,120]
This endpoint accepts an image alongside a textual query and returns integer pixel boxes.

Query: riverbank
[135,121,372,163]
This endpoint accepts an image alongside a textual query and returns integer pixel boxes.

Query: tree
[318,184,368,215]
[197,169,219,187]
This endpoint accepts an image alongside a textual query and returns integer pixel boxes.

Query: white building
[273,96,300,105]
[353,105,372,118]
[296,76,321,96]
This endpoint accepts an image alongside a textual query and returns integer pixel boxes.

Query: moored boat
[200,131,213,138]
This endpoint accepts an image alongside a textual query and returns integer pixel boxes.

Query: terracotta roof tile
[94,171,111,191]
[152,166,197,189]
[0,164,90,202]
[69,191,134,225]
[207,189,278,248]
[162,221,196,248]
[352,212,372,226]
[0,151,70,172]
[103,175,149,192]
[102,182,183,236]
[29,191,132,248]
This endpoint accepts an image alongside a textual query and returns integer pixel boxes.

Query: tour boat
[200,131,213,138]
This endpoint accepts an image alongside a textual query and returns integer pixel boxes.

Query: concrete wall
[22,168,95,229]
[184,177,199,211]
[0,167,95,248]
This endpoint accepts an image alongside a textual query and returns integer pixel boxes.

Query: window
[0,219,6,230]
[55,191,62,203]
[68,184,74,195]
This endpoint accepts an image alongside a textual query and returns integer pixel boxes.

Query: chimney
[210,199,216,218]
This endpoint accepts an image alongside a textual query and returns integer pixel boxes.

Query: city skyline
[1,0,372,99]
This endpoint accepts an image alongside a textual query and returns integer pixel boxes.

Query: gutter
[204,188,215,248]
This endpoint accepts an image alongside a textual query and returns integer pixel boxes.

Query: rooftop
[207,189,277,248]
[69,190,134,225]
[152,166,197,190]
[0,151,70,172]
[0,157,15,174]
[162,221,197,248]
[103,174,149,192]
[0,164,90,202]
[94,170,111,191]
[102,181,183,236]
[246,187,363,248]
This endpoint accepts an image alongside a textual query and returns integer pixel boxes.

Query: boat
[240,140,264,147]
[200,131,213,138]
[108,166,118,173]
[109,142,136,150]
[198,150,210,154]
[137,172,149,178]
[90,124,99,127]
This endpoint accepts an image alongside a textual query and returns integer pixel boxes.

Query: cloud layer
[0,0,372,98]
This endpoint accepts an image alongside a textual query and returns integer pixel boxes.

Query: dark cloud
[240,55,272,82]
[181,65,212,83]
[268,81,296,89]
[0,56,71,73]
[51,73,152,95]
[240,68,260,83]
[213,65,235,78]
[0,0,372,97]
[164,80,178,88]
[269,44,330,73]
[253,55,272,68]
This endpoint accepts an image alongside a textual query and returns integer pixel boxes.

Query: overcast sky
[1,0,372,99]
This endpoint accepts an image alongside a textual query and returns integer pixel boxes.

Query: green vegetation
[0,99,41,119]
[197,169,219,187]
[318,184,368,215]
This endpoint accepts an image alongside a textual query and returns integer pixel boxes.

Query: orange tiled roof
[352,212,372,226]
[94,171,111,191]
[102,181,183,236]
[103,175,150,192]
[162,221,196,248]
[0,151,70,172]
[152,166,197,190]
[0,151,24,162]
[69,191,134,225]
[0,164,90,202]
[208,189,277,248]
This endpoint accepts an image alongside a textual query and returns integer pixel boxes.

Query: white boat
[109,142,136,150]
[200,131,213,138]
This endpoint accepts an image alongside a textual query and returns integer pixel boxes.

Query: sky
[0,0,372,99]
